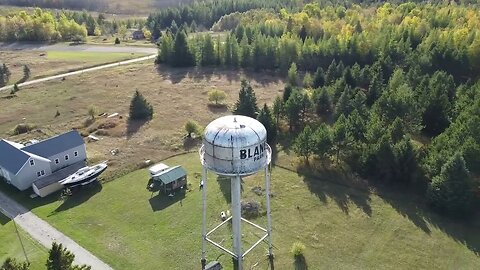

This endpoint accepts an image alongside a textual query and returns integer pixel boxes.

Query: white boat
[59,162,107,188]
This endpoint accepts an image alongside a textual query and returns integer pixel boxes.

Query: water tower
[199,115,273,270]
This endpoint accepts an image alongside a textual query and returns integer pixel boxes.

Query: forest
[152,1,480,218]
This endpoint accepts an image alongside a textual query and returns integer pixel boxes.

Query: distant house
[0,130,86,197]
[132,30,145,40]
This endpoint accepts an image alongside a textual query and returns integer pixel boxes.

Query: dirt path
[0,54,156,92]
[0,190,114,270]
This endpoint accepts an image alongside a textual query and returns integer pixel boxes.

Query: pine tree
[287,62,299,87]
[46,242,90,270]
[233,79,258,118]
[285,90,303,131]
[129,90,153,121]
[334,86,352,119]
[272,96,284,127]
[427,153,474,217]
[293,125,315,162]
[172,29,194,67]
[23,65,30,80]
[201,34,216,66]
[315,88,331,116]
[2,258,29,270]
[313,67,325,88]
[303,72,313,88]
[257,104,277,144]
[313,123,332,160]
[332,114,349,163]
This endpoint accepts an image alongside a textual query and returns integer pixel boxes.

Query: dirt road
[0,42,157,54]
[0,190,114,270]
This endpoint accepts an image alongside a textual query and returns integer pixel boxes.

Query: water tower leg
[265,166,274,260]
[201,167,207,269]
[231,175,243,270]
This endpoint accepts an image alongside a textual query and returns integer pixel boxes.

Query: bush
[115,37,120,44]
[290,241,306,258]
[185,120,202,137]
[12,124,35,135]
[208,89,227,106]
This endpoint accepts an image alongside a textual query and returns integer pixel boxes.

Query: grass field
[0,50,147,85]
[1,153,479,269]
[0,213,48,269]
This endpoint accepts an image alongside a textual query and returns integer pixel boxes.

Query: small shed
[147,165,187,193]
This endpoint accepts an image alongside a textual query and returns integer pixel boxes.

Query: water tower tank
[200,115,271,177]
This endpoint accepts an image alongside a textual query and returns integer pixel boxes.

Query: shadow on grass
[183,137,201,151]
[294,255,308,270]
[375,186,480,255]
[126,119,149,139]
[217,176,231,202]
[295,161,372,217]
[148,190,186,212]
[207,104,229,114]
[50,182,103,215]
[0,212,10,225]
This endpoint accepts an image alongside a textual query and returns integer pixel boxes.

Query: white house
[0,130,87,196]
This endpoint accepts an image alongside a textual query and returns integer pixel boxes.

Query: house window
[30,159,35,166]
[55,159,59,164]
[65,155,69,161]
[37,172,41,177]
[74,151,78,157]
[41,170,45,176]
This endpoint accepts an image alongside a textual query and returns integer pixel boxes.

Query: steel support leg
[232,175,242,270]
[201,167,207,269]
[265,166,274,260]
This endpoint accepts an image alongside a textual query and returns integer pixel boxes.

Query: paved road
[0,54,156,92]
[0,42,157,54]
[0,190,114,270]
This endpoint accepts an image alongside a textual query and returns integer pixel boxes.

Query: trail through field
[0,43,157,54]
[0,190,114,270]
[0,54,156,92]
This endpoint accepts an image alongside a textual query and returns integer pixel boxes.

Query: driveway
[0,190,114,270]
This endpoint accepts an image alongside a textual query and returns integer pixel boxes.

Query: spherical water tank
[200,115,271,176]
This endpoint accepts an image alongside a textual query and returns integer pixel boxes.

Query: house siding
[48,145,87,172]
[13,157,51,190]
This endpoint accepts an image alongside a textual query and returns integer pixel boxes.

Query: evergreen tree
[129,90,153,121]
[393,137,417,184]
[293,125,315,162]
[334,86,352,119]
[427,153,474,217]
[299,25,307,43]
[46,242,90,270]
[1,258,29,270]
[23,65,30,80]
[200,34,216,66]
[257,104,277,144]
[313,123,332,160]
[283,85,293,102]
[172,29,194,67]
[332,114,349,163]
[313,67,325,88]
[325,60,337,85]
[303,72,313,88]
[233,79,258,118]
[170,20,179,35]
[272,96,284,127]
[157,32,173,64]
[315,88,331,116]
[287,62,299,87]
[389,117,404,144]
[285,90,303,131]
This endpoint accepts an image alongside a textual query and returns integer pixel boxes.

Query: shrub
[185,120,202,137]
[12,124,35,135]
[208,89,227,106]
[290,241,306,258]
[115,37,120,44]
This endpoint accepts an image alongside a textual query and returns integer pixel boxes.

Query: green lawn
[1,153,479,269]
[45,51,145,62]
[0,213,48,269]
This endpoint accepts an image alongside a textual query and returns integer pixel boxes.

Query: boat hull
[61,164,107,188]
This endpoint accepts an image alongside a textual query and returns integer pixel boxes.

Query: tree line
[0,0,108,12]
[157,1,480,218]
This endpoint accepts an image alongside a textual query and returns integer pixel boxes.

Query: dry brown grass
[0,61,285,180]
[0,50,145,83]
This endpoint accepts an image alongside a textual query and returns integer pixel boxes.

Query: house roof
[152,165,187,185]
[0,140,29,174]
[22,130,84,158]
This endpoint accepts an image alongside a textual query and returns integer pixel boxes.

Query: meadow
[0,213,48,270]
[1,153,479,269]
